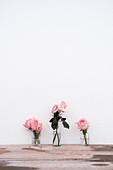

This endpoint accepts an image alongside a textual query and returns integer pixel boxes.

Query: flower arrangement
[49,101,70,146]
[24,117,42,145]
[76,118,89,145]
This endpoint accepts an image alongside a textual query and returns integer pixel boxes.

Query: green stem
[53,128,60,146]
[53,132,57,144]
[56,128,60,145]
[83,133,88,146]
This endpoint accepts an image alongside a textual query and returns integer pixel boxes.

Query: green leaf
[49,118,54,122]
[62,121,70,129]
[58,116,62,121]
[61,118,66,121]
[54,111,59,118]
[83,129,87,135]
[51,118,58,130]
[53,118,57,124]
[51,123,58,130]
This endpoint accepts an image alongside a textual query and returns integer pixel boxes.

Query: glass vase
[53,128,61,146]
[32,137,40,146]
[80,132,89,146]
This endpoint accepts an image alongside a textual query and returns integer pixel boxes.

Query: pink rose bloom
[24,118,32,129]
[51,105,58,114]
[30,117,38,131]
[59,101,67,112]
[76,118,89,130]
[36,123,42,133]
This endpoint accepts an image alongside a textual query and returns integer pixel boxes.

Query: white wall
[0,0,113,145]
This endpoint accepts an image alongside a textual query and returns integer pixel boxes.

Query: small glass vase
[53,128,61,146]
[80,132,89,146]
[32,137,40,146]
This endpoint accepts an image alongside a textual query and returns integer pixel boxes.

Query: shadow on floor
[0,161,38,170]
[0,148,10,155]
[91,145,113,151]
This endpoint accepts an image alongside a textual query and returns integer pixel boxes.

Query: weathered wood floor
[0,145,113,170]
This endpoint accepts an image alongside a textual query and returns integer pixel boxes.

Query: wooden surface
[0,144,113,169]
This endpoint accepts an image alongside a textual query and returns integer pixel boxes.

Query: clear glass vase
[32,137,40,146]
[53,128,61,146]
[80,132,89,146]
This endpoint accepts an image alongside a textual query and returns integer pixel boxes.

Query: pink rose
[59,101,67,112]
[51,105,58,114]
[36,123,42,133]
[76,118,89,130]
[30,117,38,131]
[24,118,32,129]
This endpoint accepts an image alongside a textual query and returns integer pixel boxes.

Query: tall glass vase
[80,132,89,146]
[53,128,61,146]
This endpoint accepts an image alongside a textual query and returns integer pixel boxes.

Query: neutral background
[0,0,113,145]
